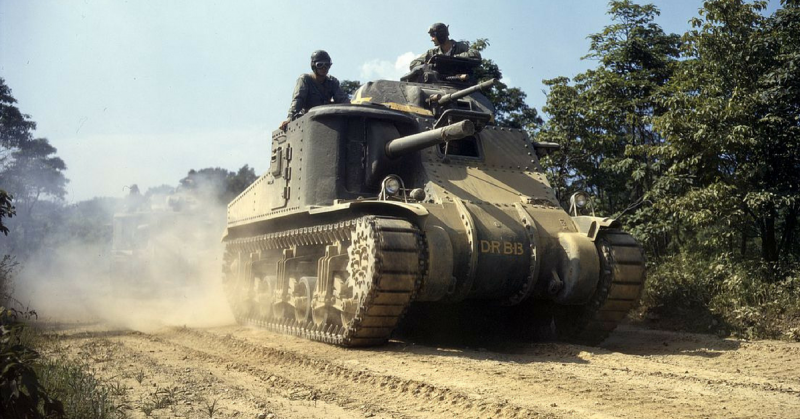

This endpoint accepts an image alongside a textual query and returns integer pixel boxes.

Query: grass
[1,313,129,419]
[202,397,220,418]
[32,332,130,419]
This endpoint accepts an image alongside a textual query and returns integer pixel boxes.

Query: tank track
[555,228,647,345]
[224,216,425,347]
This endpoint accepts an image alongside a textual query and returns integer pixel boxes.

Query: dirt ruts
[50,322,800,419]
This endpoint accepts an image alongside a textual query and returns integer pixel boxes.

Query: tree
[179,164,258,205]
[340,80,362,99]
[0,79,36,169]
[537,1,680,251]
[0,78,68,260]
[757,1,800,257]
[652,0,799,263]
[0,190,13,236]
[536,76,590,202]
[227,164,258,197]
[3,138,68,215]
[470,39,543,131]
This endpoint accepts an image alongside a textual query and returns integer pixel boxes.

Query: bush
[642,252,800,340]
[711,261,800,340]
[0,306,64,418]
[640,253,725,333]
[0,255,17,306]
[1,306,128,418]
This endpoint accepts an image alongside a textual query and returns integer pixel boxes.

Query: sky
[0,0,781,202]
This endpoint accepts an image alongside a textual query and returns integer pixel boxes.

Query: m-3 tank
[222,56,646,346]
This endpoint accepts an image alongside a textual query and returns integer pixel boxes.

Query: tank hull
[223,76,646,346]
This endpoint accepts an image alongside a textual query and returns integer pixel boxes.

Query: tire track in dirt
[193,325,800,419]
[59,329,360,418]
[153,327,558,419]
[54,323,800,419]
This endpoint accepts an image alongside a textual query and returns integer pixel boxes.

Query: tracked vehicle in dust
[222,56,646,346]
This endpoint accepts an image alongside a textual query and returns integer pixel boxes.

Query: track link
[224,216,425,347]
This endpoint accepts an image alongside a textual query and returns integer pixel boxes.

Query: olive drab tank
[222,55,646,346]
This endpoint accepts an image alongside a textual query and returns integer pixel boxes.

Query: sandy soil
[43,319,800,419]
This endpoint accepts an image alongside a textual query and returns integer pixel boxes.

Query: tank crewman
[408,22,481,70]
[279,50,350,131]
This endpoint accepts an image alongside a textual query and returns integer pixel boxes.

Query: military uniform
[286,74,349,121]
[409,40,481,70]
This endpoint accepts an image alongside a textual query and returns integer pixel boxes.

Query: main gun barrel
[436,78,496,106]
[385,120,475,159]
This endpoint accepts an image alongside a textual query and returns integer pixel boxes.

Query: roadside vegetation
[1,302,129,418]
[534,0,800,339]
[1,2,799,415]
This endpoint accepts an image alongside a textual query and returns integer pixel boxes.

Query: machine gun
[400,55,482,86]
[428,78,496,107]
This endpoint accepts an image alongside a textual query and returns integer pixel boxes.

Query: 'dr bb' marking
[480,240,524,255]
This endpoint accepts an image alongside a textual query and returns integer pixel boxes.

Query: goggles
[313,61,332,69]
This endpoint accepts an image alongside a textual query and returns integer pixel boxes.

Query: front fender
[308,200,429,218]
[571,216,620,241]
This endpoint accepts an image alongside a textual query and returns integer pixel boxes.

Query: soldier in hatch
[280,50,350,131]
[409,22,481,70]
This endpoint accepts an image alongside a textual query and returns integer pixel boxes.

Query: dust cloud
[14,187,236,332]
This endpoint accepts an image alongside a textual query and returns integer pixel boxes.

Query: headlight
[569,191,594,217]
[573,192,588,208]
[410,188,426,201]
[384,177,401,196]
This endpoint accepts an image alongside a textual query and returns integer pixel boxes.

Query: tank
[222,56,646,346]
[111,187,218,297]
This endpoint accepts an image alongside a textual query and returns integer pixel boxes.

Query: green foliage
[0,78,68,262]
[340,80,362,98]
[0,79,36,154]
[537,1,800,339]
[0,77,68,207]
[69,197,117,238]
[179,164,258,205]
[645,251,800,340]
[0,307,64,418]
[36,354,128,419]
[3,138,68,203]
[538,0,680,238]
[0,255,18,306]
[2,304,127,419]
[652,0,799,263]
[0,190,14,236]
[227,164,258,198]
[470,39,543,131]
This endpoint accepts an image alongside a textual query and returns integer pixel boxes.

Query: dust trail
[15,187,235,332]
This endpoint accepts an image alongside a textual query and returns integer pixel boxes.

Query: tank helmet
[428,22,449,44]
[310,50,332,71]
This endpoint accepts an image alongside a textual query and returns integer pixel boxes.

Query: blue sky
[0,0,779,202]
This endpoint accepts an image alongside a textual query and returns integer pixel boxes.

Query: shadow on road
[384,301,741,362]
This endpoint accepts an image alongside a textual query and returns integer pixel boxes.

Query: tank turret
[222,54,646,346]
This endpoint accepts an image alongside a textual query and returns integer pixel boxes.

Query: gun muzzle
[385,120,475,159]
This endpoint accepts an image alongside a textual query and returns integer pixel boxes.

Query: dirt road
[48,320,800,419]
